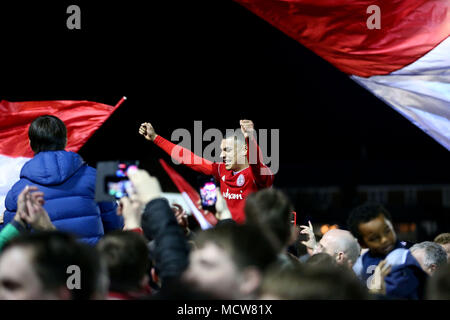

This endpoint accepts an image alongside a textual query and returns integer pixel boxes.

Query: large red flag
[234,0,450,150]
[0,97,126,216]
[159,158,217,229]
[235,0,449,77]
[0,97,126,158]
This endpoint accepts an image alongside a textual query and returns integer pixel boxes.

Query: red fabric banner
[234,0,450,77]
[159,158,218,227]
[0,98,125,158]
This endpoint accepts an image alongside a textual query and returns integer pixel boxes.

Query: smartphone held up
[199,177,218,213]
[95,161,139,202]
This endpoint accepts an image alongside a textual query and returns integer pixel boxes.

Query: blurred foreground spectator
[97,231,151,299]
[245,188,299,267]
[182,224,278,299]
[0,232,107,299]
[260,263,369,300]
[426,263,450,300]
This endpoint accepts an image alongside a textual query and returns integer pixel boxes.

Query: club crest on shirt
[237,174,245,187]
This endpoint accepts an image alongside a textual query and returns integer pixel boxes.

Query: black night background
[1,1,449,240]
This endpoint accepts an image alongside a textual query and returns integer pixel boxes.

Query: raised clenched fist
[139,122,157,141]
[240,119,255,139]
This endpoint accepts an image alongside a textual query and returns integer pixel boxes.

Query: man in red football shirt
[139,120,274,224]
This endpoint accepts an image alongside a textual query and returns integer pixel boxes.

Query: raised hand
[16,186,55,231]
[214,189,232,220]
[195,190,232,221]
[139,122,158,141]
[127,169,162,205]
[299,220,317,251]
[14,186,38,227]
[240,119,255,139]
[118,196,144,230]
[368,259,392,295]
[172,203,188,230]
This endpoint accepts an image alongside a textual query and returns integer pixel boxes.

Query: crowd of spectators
[0,115,449,300]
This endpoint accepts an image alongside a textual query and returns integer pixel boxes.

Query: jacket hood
[20,151,85,185]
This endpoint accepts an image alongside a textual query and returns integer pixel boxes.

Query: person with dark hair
[245,188,294,250]
[139,120,274,224]
[97,231,151,299]
[2,115,123,244]
[28,115,67,153]
[434,233,450,263]
[347,203,394,250]
[0,231,107,300]
[348,203,427,299]
[181,224,278,299]
[260,262,369,300]
[245,188,299,268]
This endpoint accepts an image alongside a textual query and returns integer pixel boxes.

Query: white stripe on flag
[351,37,450,150]
[0,155,31,218]
[181,192,213,230]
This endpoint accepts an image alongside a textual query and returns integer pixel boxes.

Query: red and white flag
[235,0,450,149]
[0,97,126,216]
[159,158,218,229]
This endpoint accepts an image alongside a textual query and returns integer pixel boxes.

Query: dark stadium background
[1,1,449,240]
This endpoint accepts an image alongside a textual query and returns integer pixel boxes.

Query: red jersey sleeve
[247,135,274,188]
[154,135,218,178]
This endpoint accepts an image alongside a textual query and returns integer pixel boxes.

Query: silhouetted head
[28,115,67,154]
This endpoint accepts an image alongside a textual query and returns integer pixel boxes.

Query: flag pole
[114,96,127,109]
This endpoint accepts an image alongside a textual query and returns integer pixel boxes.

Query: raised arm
[240,120,274,188]
[139,122,216,177]
[127,169,189,284]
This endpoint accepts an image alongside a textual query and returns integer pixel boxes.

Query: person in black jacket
[120,169,190,294]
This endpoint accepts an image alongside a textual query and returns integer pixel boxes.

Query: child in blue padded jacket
[348,203,427,299]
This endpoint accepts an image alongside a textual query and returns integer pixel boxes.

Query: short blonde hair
[434,233,450,245]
